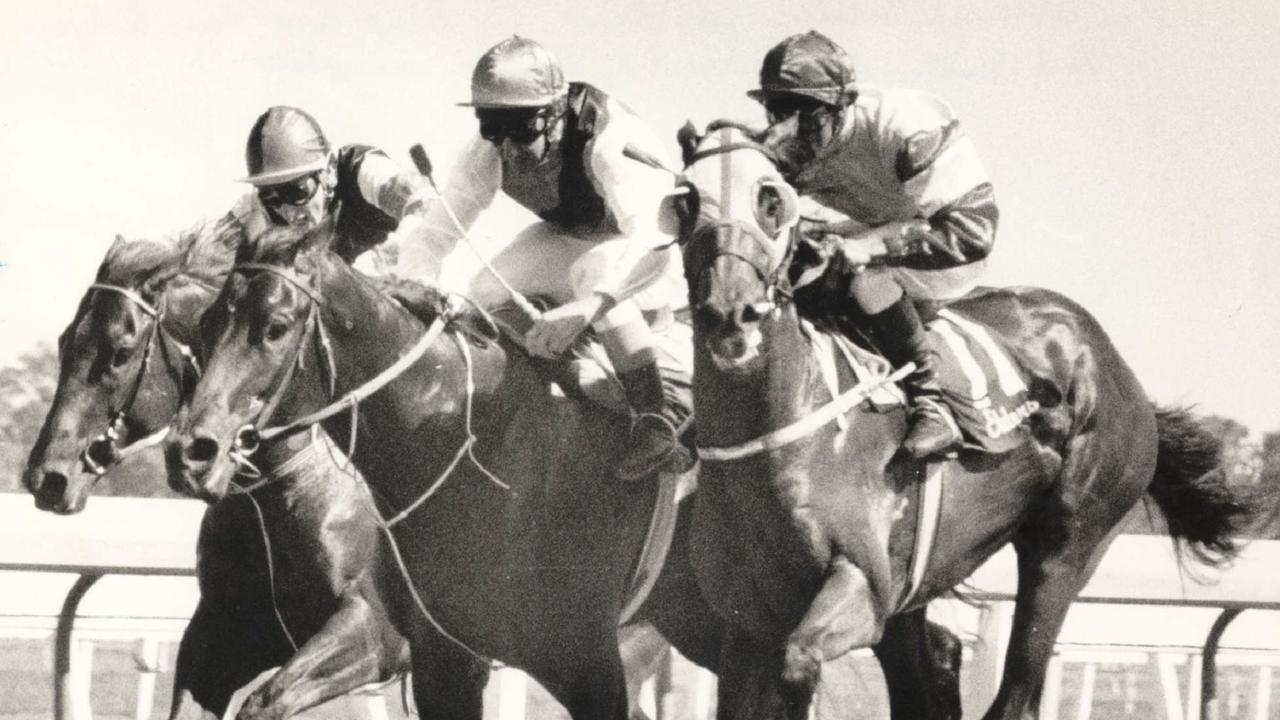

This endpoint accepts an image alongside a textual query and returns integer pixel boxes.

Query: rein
[697,363,913,462]
[227,262,439,461]
[219,259,503,665]
[80,282,202,475]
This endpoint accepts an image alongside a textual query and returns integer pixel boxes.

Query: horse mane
[233,214,340,275]
[97,218,243,293]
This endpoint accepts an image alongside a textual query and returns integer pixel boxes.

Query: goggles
[477,108,550,145]
[764,94,837,128]
[258,174,321,208]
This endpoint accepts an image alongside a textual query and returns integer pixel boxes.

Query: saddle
[808,298,1038,455]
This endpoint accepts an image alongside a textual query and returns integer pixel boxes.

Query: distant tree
[1119,412,1270,536]
[0,343,59,492]
[1253,431,1280,539]
[1200,415,1261,485]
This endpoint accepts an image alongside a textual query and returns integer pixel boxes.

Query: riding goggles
[764,94,837,129]
[258,174,321,207]
[476,108,550,145]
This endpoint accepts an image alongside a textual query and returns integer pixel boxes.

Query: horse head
[673,121,801,376]
[163,216,344,501]
[23,228,228,512]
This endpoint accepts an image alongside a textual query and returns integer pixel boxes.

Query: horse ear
[677,121,701,167]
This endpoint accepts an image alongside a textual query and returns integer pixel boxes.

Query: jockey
[750,31,998,459]
[227,105,431,270]
[396,36,692,482]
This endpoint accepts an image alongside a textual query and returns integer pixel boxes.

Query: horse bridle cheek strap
[81,283,200,475]
[227,263,453,468]
[228,264,337,459]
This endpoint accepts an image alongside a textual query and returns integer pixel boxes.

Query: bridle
[681,130,800,320]
[680,127,913,463]
[80,280,205,475]
[223,262,451,476]
[225,262,338,464]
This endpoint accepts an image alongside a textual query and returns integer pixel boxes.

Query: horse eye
[264,321,289,343]
[111,346,134,368]
[755,185,789,237]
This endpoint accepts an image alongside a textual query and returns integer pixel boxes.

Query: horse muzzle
[164,427,235,503]
[24,460,94,514]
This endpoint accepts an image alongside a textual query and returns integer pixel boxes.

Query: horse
[671,122,1251,720]
[163,216,971,719]
[22,225,415,720]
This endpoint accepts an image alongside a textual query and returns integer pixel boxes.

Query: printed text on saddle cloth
[927,309,1039,453]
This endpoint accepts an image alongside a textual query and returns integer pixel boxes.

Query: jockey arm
[889,115,999,271]
[584,118,679,307]
[826,98,999,271]
[393,136,500,283]
[353,150,435,221]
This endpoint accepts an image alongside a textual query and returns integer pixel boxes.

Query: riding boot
[616,362,693,482]
[867,296,962,459]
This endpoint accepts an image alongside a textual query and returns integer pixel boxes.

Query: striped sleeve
[893,114,998,270]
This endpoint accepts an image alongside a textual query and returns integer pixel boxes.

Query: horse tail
[1147,405,1252,567]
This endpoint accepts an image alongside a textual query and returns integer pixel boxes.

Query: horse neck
[307,260,527,507]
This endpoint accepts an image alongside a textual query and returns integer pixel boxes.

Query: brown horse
[164,217,976,719]
[672,122,1250,720]
[23,226,415,720]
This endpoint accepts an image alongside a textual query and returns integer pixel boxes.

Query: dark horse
[23,226,411,720]
[164,217,970,719]
[672,123,1250,720]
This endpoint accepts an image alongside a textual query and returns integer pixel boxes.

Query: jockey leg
[596,302,694,482]
[853,269,961,459]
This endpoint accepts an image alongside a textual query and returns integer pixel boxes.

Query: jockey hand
[837,220,933,266]
[525,294,614,359]
[837,233,886,267]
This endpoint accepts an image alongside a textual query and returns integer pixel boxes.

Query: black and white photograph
[1,1,1277,718]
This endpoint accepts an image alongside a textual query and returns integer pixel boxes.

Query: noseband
[80,281,204,475]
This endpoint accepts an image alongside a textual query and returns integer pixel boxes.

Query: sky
[1,0,1278,432]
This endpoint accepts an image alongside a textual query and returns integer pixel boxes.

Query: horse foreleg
[236,590,405,720]
[171,600,279,720]
[871,608,963,720]
[718,627,811,720]
[408,633,489,720]
[782,556,884,692]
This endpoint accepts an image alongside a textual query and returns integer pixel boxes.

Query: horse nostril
[184,434,221,465]
[40,472,68,500]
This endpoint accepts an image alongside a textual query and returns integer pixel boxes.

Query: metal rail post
[1200,608,1243,720]
[55,573,102,720]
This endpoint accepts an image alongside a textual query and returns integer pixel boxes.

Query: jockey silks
[793,86,999,274]
[499,83,616,234]
[330,145,401,262]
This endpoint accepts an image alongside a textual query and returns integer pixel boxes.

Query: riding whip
[407,143,542,320]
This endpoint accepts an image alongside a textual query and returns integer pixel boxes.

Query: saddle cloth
[804,309,1036,454]
[928,308,1038,454]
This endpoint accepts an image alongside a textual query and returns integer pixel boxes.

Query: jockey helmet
[239,106,331,186]
[747,31,857,107]
[461,36,567,109]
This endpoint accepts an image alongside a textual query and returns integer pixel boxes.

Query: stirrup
[617,413,688,482]
[904,398,962,459]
